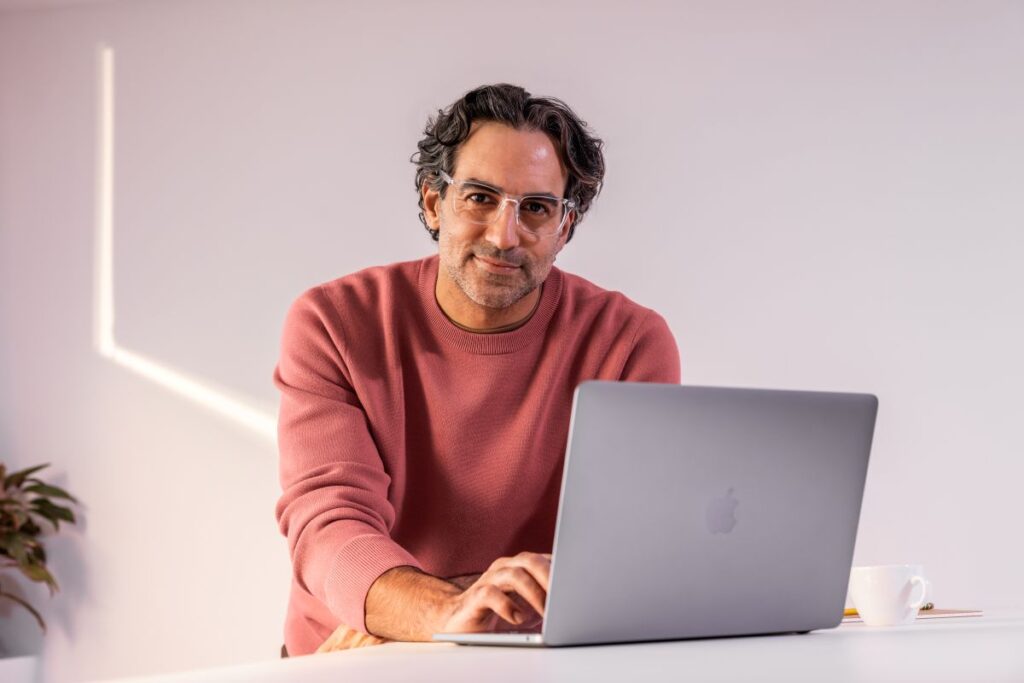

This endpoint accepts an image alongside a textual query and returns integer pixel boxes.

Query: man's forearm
[364,566,462,641]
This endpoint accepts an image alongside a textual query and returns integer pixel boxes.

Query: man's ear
[421,181,442,230]
[554,211,576,255]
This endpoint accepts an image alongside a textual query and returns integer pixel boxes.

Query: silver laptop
[433,381,877,647]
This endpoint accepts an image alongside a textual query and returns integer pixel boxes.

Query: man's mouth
[474,255,522,274]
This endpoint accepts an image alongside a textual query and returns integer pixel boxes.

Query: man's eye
[467,192,495,204]
[523,200,553,216]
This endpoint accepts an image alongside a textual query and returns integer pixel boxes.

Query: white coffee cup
[848,564,929,626]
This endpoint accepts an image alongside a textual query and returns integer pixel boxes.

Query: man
[274,84,680,656]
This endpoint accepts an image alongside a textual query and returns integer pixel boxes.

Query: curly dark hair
[412,84,605,243]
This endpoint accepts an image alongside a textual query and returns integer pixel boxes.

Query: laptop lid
[541,381,877,647]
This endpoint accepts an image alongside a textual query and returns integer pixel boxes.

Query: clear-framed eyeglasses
[438,170,577,238]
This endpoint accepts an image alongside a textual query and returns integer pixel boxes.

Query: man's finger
[491,552,552,592]
[490,566,547,616]
[467,584,524,627]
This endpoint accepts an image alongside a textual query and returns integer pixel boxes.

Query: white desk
[106,609,1024,682]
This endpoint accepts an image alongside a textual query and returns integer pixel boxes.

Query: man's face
[423,122,572,315]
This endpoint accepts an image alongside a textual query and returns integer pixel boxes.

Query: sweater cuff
[323,534,423,634]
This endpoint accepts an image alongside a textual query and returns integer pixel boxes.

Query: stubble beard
[440,234,551,311]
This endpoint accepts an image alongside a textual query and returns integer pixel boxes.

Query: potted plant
[0,463,80,633]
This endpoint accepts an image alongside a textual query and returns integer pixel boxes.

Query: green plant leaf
[9,509,28,531]
[27,506,61,532]
[31,499,75,525]
[4,463,50,490]
[24,482,78,503]
[32,544,47,564]
[19,559,58,593]
[0,585,47,633]
[0,533,29,564]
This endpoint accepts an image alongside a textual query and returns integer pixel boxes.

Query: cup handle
[909,576,928,609]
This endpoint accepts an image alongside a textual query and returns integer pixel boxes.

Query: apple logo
[706,487,739,534]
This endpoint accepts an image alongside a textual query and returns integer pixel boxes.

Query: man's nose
[484,199,521,251]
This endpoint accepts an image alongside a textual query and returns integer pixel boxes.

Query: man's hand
[445,573,483,590]
[318,552,548,653]
[363,553,552,642]
[438,552,551,633]
[316,623,390,653]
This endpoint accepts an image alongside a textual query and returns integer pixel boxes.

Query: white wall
[1,0,1021,680]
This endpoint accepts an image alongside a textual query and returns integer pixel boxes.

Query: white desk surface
[106,608,1024,683]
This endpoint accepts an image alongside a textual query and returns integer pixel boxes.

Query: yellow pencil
[844,603,933,617]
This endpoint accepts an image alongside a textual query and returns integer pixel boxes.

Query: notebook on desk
[843,608,984,623]
[433,381,878,647]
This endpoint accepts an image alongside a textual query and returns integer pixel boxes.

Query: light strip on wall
[93,44,277,442]
[94,44,115,357]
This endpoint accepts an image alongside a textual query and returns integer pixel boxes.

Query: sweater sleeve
[273,286,422,635]
[619,309,682,384]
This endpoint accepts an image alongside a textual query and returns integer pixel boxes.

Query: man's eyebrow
[463,177,560,200]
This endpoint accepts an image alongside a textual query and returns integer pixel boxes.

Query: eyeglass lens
[450,183,566,235]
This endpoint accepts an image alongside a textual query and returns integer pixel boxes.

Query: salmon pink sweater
[274,255,680,655]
